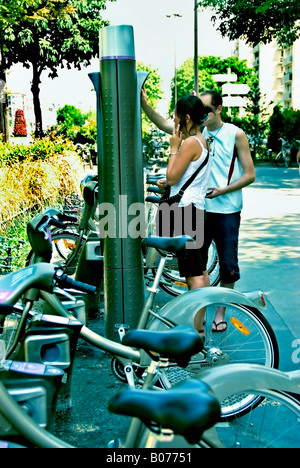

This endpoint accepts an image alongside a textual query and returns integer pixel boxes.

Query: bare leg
[212,281,234,331]
[186,270,210,336]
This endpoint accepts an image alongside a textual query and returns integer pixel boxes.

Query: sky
[6,0,235,124]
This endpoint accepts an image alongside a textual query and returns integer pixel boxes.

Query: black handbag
[159,152,210,207]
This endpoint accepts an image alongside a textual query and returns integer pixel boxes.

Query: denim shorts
[202,211,241,283]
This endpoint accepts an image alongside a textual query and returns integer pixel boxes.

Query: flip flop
[212,321,228,333]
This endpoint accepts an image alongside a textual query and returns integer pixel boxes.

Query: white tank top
[170,137,211,210]
[202,123,243,213]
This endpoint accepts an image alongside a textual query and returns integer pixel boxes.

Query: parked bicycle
[0,322,298,448]
[26,174,220,294]
[273,138,292,168]
[16,217,280,419]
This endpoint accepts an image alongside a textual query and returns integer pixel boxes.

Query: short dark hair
[200,90,223,108]
[176,95,210,126]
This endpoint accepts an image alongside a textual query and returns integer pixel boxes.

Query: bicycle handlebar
[0,263,97,306]
[48,218,66,230]
[279,138,291,147]
[59,213,78,224]
[41,213,78,231]
[54,270,97,295]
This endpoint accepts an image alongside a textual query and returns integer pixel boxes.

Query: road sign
[212,73,237,82]
[223,96,247,107]
[222,83,250,95]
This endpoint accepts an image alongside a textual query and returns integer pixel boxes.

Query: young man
[141,88,255,333]
[199,90,255,331]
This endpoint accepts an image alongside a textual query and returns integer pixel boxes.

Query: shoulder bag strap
[178,151,210,195]
[227,145,238,186]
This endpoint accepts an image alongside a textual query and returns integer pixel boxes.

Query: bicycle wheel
[157,241,220,297]
[135,389,300,448]
[283,151,291,168]
[149,302,279,419]
[215,390,300,448]
[275,151,285,167]
[27,231,85,275]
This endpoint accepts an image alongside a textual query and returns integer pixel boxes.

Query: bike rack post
[89,25,148,339]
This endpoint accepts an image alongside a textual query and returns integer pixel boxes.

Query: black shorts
[156,203,207,278]
[202,211,241,283]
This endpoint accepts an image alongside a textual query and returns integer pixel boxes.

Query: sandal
[212,321,228,333]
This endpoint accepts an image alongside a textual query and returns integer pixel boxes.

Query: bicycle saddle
[122,325,204,367]
[146,186,164,194]
[142,235,194,253]
[146,174,165,183]
[145,195,161,204]
[108,379,221,445]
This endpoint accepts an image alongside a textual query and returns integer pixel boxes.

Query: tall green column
[94,25,148,339]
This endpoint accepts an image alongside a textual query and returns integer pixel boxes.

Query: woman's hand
[157,178,168,190]
[169,124,183,154]
[141,86,148,106]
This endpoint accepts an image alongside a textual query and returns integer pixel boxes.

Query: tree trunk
[31,62,44,138]
[0,38,10,143]
[0,100,10,143]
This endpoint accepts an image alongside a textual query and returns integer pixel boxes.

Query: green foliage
[0,134,77,165]
[53,105,96,145]
[267,105,300,152]
[230,86,270,159]
[138,62,163,108]
[170,55,258,112]
[57,105,87,127]
[0,135,85,231]
[0,0,116,134]
[0,133,85,270]
[2,0,116,73]
[197,0,299,47]
[137,62,163,137]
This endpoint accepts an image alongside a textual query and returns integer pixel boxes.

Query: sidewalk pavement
[237,165,300,371]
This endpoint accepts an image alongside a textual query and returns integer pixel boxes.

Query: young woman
[156,95,212,337]
[142,88,255,335]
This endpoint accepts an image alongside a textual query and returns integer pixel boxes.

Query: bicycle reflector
[230,317,250,336]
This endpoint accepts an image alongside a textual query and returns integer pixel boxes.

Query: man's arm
[207,130,255,198]
[141,87,173,135]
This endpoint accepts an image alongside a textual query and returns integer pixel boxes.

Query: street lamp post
[194,0,199,95]
[166,13,183,104]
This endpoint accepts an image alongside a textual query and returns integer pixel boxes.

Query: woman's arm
[141,87,173,135]
[166,129,201,186]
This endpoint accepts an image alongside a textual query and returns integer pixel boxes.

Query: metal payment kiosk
[90,25,148,339]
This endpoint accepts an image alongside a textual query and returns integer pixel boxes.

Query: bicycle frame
[37,246,268,380]
[0,263,140,363]
[1,358,299,448]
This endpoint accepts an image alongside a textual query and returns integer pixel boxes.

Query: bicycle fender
[199,364,300,402]
[155,287,260,329]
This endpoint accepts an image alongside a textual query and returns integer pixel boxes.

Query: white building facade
[235,38,300,112]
